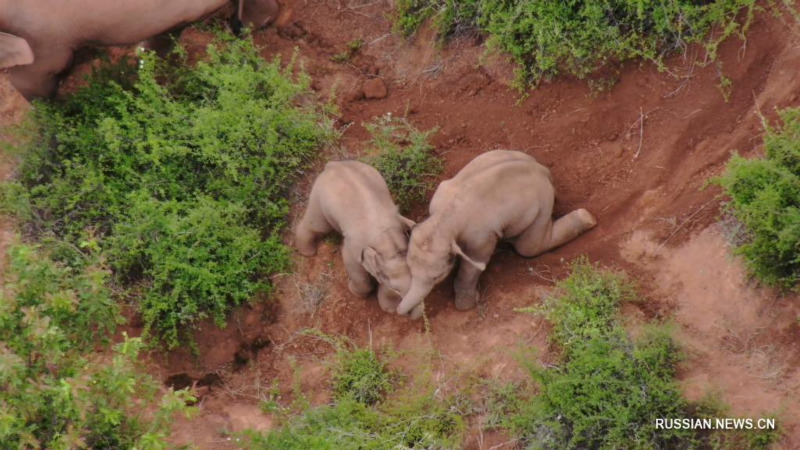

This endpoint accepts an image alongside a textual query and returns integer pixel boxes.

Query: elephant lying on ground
[396,150,597,317]
[0,0,279,100]
[295,161,423,318]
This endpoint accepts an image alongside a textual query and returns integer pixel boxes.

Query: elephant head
[0,32,34,69]
[360,246,412,303]
[359,215,428,317]
[396,222,486,317]
[234,0,281,33]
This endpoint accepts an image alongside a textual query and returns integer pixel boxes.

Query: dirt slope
[1,1,799,448]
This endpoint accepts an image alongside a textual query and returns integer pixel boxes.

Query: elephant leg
[343,245,375,298]
[295,198,332,256]
[513,209,597,257]
[453,237,496,311]
[9,46,74,100]
[141,28,183,58]
[377,284,400,313]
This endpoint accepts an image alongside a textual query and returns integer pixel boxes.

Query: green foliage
[244,336,463,450]
[691,395,781,450]
[530,257,636,347]
[514,327,692,450]
[331,348,393,405]
[395,0,758,88]
[0,243,191,449]
[109,197,290,346]
[243,392,464,450]
[715,108,800,287]
[481,381,528,430]
[0,243,120,354]
[514,260,694,450]
[4,33,332,347]
[331,39,364,63]
[363,115,442,212]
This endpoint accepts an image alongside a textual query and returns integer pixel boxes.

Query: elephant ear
[0,33,34,69]
[238,0,280,29]
[451,241,486,271]
[359,247,389,285]
[397,214,416,232]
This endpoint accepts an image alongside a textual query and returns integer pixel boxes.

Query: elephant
[0,0,280,100]
[295,160,423,318]
[396,150,597,317]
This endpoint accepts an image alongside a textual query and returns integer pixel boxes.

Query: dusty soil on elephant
[2,0,800,448]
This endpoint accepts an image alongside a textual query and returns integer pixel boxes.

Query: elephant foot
[377,291,400,314]
[348,279,373,298]
[454,290,479,311]
[297,245,317,257]
[295,235,319,256]
[409,303,425,320]
[575,208,598,230]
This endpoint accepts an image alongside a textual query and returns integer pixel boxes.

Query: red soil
[1,1,799,448]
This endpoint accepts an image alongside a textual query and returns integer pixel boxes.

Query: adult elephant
[396,150,597,317]
[0,0,279,99]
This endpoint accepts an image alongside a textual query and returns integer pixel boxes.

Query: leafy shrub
[512,259,782,449]
[4,33,332,347]
[529,258,635,346]
[362,115,442,212]
[395,0,758,87]
[331,348,393,405]
[244,388,463,450]
[715,107,800,287]
[691,395,781,450]
[513,260,693,450]
[515,326,692,450]
[245,335,463,450]
[0,243,190,449]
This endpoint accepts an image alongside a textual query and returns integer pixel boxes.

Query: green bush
[512,259,782,449]
[362,115,442,212]
[514,326,692,450]
[514,260,692,450]
[243,390,463,450]
[529,258,635,346]
[395,0,757,87]
[4,33,332,347]
[331,348,393,405]
[0,243,190,449]
[245,336,463,450]
[715,107,800,287]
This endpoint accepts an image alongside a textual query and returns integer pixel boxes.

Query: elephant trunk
[396,280,433,316]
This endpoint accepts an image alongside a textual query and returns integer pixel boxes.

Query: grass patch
[243,394,463,450]
[2,32,333,347]
[0,242,191,449]
[331,347,393,405]
[394,0,760,88]
[362,115,442,213]
[509,258,780,450]
[715,107,800,288]
[514,259,691,450]
[243,342,464,450]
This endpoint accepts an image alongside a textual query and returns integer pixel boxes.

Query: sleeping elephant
[295,161,423,318]
[0,0,280,100]
[396,150,597,317]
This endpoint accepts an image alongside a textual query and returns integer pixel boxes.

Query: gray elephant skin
[0,0,279,100]
[295,161,422,317]
[396,150,597,316]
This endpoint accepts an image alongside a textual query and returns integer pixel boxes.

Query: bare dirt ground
[2,0,800,448]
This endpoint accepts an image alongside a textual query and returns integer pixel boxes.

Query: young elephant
[396,150,597,316]
[0,0,280,100]
[295,161,421,317]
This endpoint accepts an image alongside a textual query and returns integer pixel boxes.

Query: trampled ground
[1,1,799,448]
